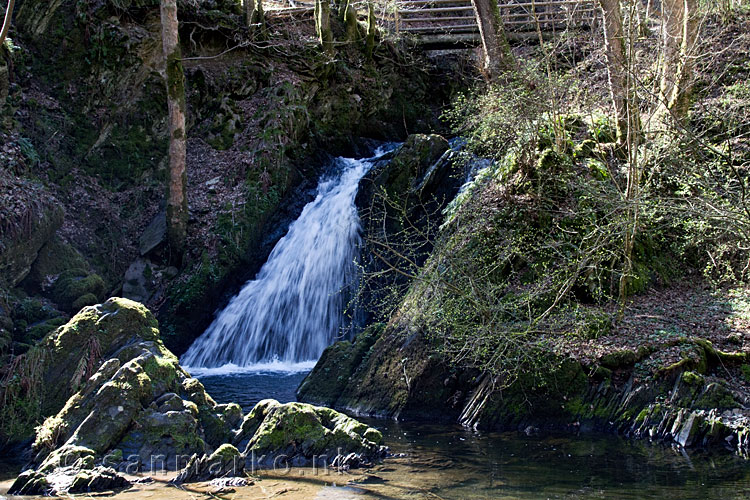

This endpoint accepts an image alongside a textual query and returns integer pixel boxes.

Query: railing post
[395,1,401,34]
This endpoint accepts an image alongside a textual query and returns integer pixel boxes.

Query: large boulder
[0,171,64,289]
[9,298,387,495]
[232,399,385,469]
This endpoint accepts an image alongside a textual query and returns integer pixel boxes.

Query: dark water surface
[202,371,750,499]
[198,370,308,410]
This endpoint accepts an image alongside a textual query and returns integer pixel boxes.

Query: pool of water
[201,371,750,499]
[198,370,309,410]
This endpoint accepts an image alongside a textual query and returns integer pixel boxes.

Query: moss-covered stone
[171,443,243,484]
[235,399,384,469]
[22,236,89,293]
[0,200,63,289]
[50,269,106,313]
[297,323,384,406]
[0,298,160,445]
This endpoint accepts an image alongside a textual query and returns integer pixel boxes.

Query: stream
[199,371,750,500]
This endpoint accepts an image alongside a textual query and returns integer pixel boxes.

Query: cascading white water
[181,155,375,374]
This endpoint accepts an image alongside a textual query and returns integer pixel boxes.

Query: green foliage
[0,348,46,445]
[640,132,750,285]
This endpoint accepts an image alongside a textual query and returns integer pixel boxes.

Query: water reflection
[203,372,750,499]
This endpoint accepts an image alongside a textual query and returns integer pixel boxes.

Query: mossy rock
[172,444,243,484]
[574,139,598,159]
[72,293,99,312]
[236,399,384,468]
[13,297,55,324]
[24,316,67,343]
[297,323,384,406]
[536,148,572,174]
[50,269,106,313]
[693,382,739,410]
[0,201,64,289]
[39,298,158,416]
[23,236,89,293]
[599,349,639,369]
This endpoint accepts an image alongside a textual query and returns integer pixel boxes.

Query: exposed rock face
[9,298,386,495]
[300,325,750,456]
[352,134,465,329]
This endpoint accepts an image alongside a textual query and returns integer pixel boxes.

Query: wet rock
[355,134,452,212]
[22,235,90,293]
[122,258,154,303]
[11,298,388,493]
[10,444,130,496]
[7,298,160,420]
[171,444,244,484]
[234,399,385,470]
[297,323,384,406]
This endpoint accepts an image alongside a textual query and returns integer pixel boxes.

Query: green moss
[681,371,703,386]
[600,350,639,369]
[25,317,67,343]
[694,382,738,410]
[50,270,105,312]
[71,294,98,312]
[209,443,241,462]
[536,148,571,173]
[297,323,385,406]
[574,139,598,159]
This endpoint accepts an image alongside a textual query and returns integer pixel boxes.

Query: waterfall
[182,154,378,374]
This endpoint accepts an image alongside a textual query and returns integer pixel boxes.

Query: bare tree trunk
[245,0,252,26]
[471,0,515,79]
[365,1,376,60]
[160,0,188,262]
[0,0,15,46]
[341,0,359,41]
[660,0,699,123]
[246,0,265,29]
[315,0,333,54]
[598,0,636,145]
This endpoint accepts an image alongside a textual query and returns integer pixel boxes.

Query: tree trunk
[342,0,359,42]
[160,0,188,263]
[598,0,637,145]
[660,0,699,123]
[316,0,333,54]
[245,0,252,26]
[471,0,515,79]
[365,1,376,60]
[1,0,16,46]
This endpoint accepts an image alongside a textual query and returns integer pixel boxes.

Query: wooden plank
[397,0,472,5]
[401,16,475,22]
[494,0,593,7]
[397,5,475,12]
[401,24,479,32]
[400,9,593,20]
